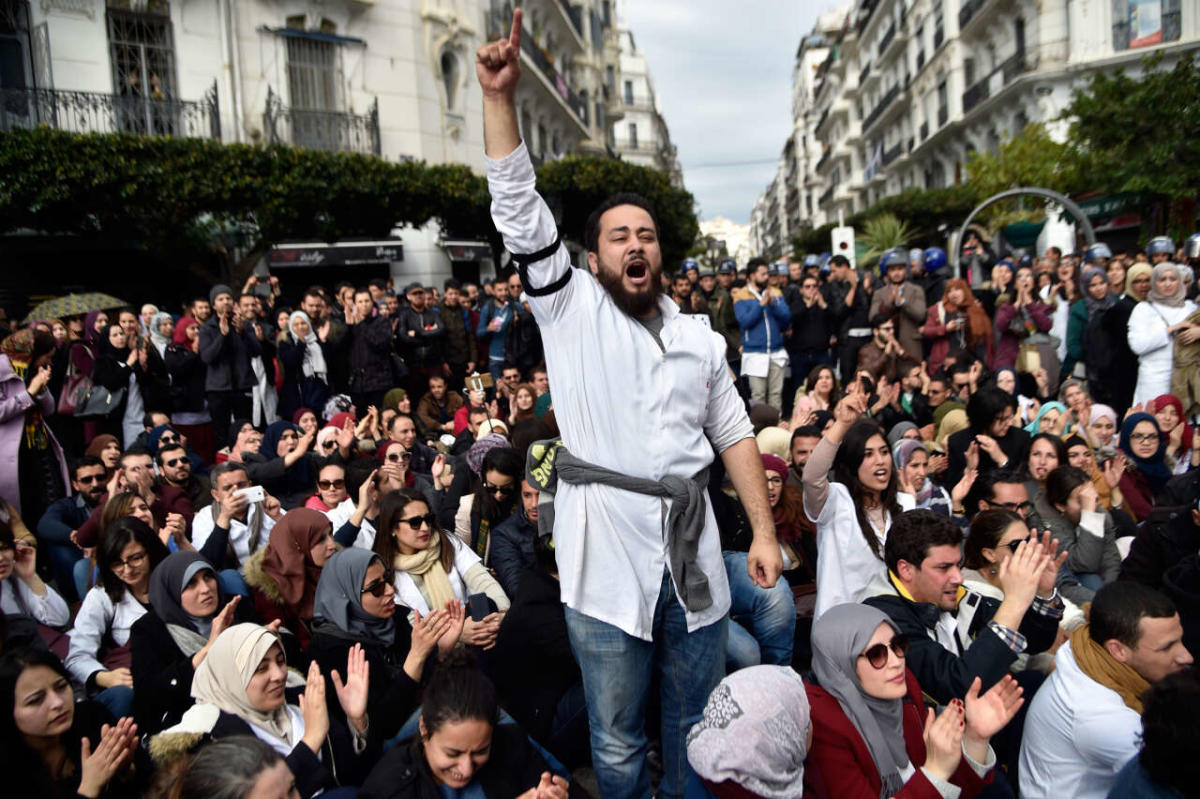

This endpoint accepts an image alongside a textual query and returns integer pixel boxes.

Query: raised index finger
[509,8,523,49]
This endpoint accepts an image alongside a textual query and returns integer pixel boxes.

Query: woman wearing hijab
[1024,401,1067,437]
[686,665,812,799]
[243,420,319,510]
[278,311,331,425]
[892,439,961,519]
[164,316,216,464]
[147,311,174,360]
[921,279,993,375]
[85,433,121,477]
[1129,262,1200,405]
[1116,412,1174,522]
[129,551,257,734]
[803,603,1019,798]
[308,548,463,742]
[1099,263,1154,416]
[90,323,141,440]
[241,507,336,655]
[1148,393,1200,474]
[0,329,69,522]
[150,623,373,799]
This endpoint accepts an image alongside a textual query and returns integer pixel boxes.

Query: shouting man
[476,12,781,798]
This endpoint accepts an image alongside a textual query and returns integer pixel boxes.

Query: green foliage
[535,154,699,268]
[1062,54,1200,202]
[857,213,913,266]
[965,122,1077,200]
[0,128,697,270]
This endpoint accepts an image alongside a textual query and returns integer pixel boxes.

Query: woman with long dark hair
[66,517,169,720]
[374,489,508,650]
[791,364,839,426]
[454,446,522,561]
[802,384,913,620]
[0,647,142,798]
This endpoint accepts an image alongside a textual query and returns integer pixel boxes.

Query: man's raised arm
[477,9,523,159]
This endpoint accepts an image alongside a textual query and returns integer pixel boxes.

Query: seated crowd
[2,239,1200,799]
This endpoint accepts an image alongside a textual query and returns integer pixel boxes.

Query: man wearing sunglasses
[866,509,1065,708]
[36,455,108,602]
[156,442,211,511]
[478,15,781,798]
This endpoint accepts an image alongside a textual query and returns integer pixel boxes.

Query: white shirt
[65,586,148,686]
[1018,641,1141,799]
[0,575,70,627]
[487,142,753,640]
[191,502,277,565]
[326,497,377,550]
[1128,299,1197,404]
[807,482,915,621]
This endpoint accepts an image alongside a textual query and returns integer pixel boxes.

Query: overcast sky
[621,2,836,225]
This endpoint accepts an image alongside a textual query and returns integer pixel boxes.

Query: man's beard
[595,262,664,318]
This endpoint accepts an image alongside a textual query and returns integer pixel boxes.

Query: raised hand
[1032,529,1068,597]
[964,439,980,471]
[1103,453,1126,489]
[411,608,453,658]
[535,772,570,799]
[331,643,370,733]
[964,675,1024,742]
[299,660,330,753]
[476,9,523,98]
[997,538,1051,611]
[922,703,965,782]
[27,364,51,396]
[78,717,138,799]
[208,595,241,646]
[951,468,977,507]
[439,599,467,655]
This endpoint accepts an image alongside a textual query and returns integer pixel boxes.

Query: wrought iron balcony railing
[264,88,380,156]
[861,83,899,131]
[0,81,219,138]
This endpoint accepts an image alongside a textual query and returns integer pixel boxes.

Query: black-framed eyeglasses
[164,457,187,468]
[484,481,515,496]
[76,474,105,484]
[766,475,784,486]
[361,569,396,598]
[1129,432,1160,443]
[399,513,437,530]
[110,551,148,572]
[860,635,908,669]
[985,499,1031,514]
[318,479,346,490]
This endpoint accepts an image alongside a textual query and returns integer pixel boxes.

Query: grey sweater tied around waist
[525,438,713,612]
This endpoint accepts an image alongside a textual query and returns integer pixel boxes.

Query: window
[623,79,633,105]
[106,3,177,134]
[628,122,637,148]
[605,65,615,94]
[933,0,945,47]
[440,50,460,110]
[1111,0,1180,51]
[287,36,340,112]
[0,0,31,91]
[964,58,975,87]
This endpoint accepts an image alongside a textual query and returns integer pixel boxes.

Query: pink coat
[0,355,69,517]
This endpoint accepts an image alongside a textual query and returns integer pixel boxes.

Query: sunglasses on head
[484,481,515,496]
[318,478,346,490]
[399,512,437,530]
[361,569,396,598]
[860,634,908,669]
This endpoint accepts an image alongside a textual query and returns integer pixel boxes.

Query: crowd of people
[2,12,1200,799]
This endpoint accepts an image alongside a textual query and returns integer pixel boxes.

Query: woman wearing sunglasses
[306,462,349,513]
[804,603,1021,797]
[309,547,464,741]
[453,446,523,560]
[242,508,337,655]
[65,517,169,720]
[374,489,509,651]
[961,510,1085,674]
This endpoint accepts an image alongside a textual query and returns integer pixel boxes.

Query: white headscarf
[288,310,328,381]
[1148,262,1187,308]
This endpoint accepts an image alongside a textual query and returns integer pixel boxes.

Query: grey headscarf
[1148,262,1187,307]
[1081,267,1116,319]
[811,603,910,798]
[686,665,811,798]
[886,421,919,448]
[148,311,174,357]
[148,551,224,656]
[311,548,396,646]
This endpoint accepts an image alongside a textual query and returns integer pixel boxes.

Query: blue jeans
[724,551,795,671]
[95,685,134,720]
[565,571,728,799]
[218,568,250,599]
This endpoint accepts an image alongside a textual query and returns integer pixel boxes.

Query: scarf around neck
[288,310,327,381]
[1069,625,1150,712]
[393,530,457,612]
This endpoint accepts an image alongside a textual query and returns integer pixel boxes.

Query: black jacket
[197,316,261,392]
[347,315,395,393]
[398,306,445,369]
[358,725,587,799]
[277,337,331,422]
[946,425,1031,495]
[865,574,1059,705]
[491,568,582,743]
[786,296,834,354]
[129,599,257,734]
[490,510,537,599]
[307,621,424,742]
[163,343,208,414]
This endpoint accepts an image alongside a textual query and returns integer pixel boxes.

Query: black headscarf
[98,323,131,362]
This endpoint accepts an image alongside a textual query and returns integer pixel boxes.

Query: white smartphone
[235,485,265,504]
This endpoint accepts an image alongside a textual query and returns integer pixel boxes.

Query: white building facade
[609,24,681,186]
[751,0,1200,257]
[0,0,628,284]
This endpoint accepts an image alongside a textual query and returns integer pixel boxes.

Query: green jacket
[707,287,740,357]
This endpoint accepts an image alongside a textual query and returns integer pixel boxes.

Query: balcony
[0,81,220,138]
[816,148,831,172]
[937,105,948,126]
[264,88,379,155]
[816,106,831,132]
[959,0,990,32]
[882,141,904,166]
[962,50,1031,113]
[555,0,584,41]
[856,0,880,36]
[878,23,896,58]
[859,62,871,87]
[819,184,835,205]
[861,83,899,131]
[520,32,587,124]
